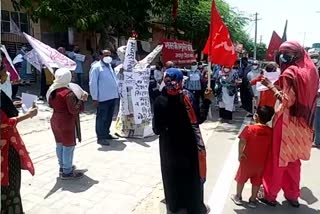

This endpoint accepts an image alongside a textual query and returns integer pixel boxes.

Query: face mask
[74,50,80,53]
[312,58,319,65]
[252,65,258,70]
[191,65,197,71]
[103,56,112,64]
[279,53,295,64]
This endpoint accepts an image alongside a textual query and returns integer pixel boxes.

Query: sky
[225,0,320,47]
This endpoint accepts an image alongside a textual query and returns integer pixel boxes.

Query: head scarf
[164,68,183,96]
[279,41,319,126]
[46,68,88,101]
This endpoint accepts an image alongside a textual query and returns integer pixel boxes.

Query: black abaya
[153,93,211,214]
[239,66,253,113]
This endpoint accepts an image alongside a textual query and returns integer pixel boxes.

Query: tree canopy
[12,0,267,59]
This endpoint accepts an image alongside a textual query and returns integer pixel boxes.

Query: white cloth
[0,72,12,99]
[219,87,235,112]
[154,70,163,82]
[46,68,87,101]
[247,69,261,97]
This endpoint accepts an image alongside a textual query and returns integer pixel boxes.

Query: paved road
[15,93,320,213]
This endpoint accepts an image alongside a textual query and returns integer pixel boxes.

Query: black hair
[1,90,19,117]
[257,106,275,124]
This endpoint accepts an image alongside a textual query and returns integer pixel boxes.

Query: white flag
[23,33,77,73]
[24,50,42,71]
[10,19,21,35]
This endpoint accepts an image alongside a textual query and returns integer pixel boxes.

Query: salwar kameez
[262,42,318,203]
[263,115,301,201]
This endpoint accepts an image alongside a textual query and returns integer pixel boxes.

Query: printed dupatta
[181,90,207,183]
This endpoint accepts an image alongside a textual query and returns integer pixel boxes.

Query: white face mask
[252,65,259,70]
[312,58,319,65]
[103,56,112,64]
[191,65,197,71]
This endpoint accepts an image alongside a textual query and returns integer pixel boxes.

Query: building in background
[1,0,41,58]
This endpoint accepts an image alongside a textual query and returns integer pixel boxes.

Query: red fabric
[162,40,196,65]
[2,56,20,82]
[1,110,35,186]
[203,0,237,67]
[266,31,283,61]
[235,162,263,186]
[259,90,277,108]
[272,41,319,166]
[182,90,207,182]
[49,88,84,147]
[239,125,273,168]
[250,75,263,85]
[279,41,319,127]
[263,116,301,201]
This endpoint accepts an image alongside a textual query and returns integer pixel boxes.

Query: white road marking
[208,117,251,214]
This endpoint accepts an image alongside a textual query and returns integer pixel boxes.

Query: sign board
[162,39,196,65]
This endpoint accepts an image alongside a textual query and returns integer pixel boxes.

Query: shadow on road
[44,174,99,199]
[300,187,319,205]
[234,203,320,214]
[97,140,127,152]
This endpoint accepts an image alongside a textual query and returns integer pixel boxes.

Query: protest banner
[118,80,130,116]
[123,39,137,72]
[23,33,76,73]
[131,69,152,124]
[24,49,42,71]
[162,39,196,65]
[115,39,162,138]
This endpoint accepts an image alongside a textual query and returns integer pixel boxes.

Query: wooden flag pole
[207,60,213,120]
[207,61,212,89]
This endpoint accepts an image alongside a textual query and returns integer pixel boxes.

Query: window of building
[1,10,29,33]
[1,10,10,33]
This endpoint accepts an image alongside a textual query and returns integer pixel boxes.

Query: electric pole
[254,12,258,60]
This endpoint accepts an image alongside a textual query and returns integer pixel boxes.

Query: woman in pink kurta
[260,41,319,207]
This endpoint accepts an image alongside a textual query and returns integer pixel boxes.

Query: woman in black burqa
[153,68,213,214]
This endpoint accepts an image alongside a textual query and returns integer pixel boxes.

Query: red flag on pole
[203,0,237,67]
[266,31,283,61]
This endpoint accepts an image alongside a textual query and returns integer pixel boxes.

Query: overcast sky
[225,0,320,47]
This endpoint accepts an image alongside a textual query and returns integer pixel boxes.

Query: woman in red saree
[260,41,319,207]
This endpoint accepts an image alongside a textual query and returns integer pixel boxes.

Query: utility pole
[260,35,262,44]
[303,32,306,47]
[254,12,258,60]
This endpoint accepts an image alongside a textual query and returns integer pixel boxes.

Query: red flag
[203,0,237,67]
[266,31,283,61]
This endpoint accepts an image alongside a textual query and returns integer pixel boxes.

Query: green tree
[167,0,253,57]
[256,43,267,60]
